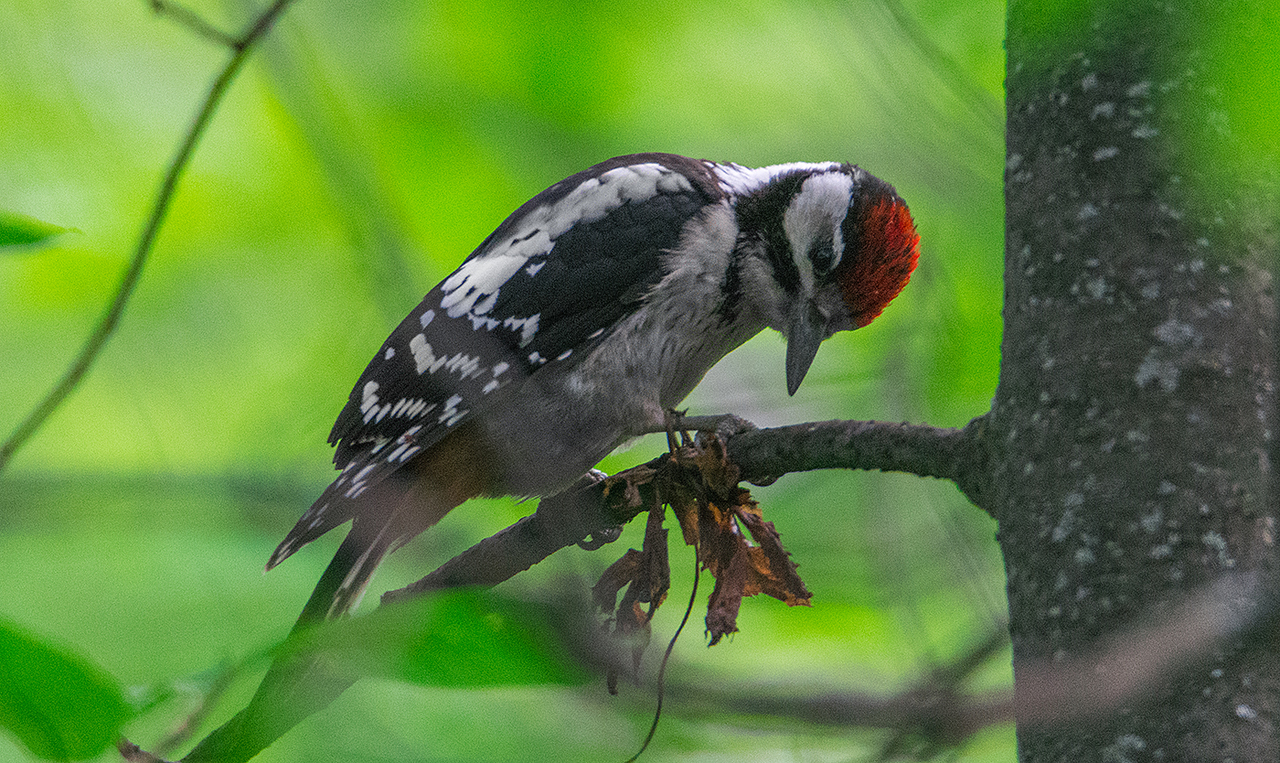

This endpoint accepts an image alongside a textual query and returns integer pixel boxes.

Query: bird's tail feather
[289,463,468,629]
[291,516,399,630]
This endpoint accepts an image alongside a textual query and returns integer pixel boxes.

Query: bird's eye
[809,239,837,276]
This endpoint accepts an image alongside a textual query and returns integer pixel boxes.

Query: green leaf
[0,210,72,248]
[183,590,599,763]
[294,588,594,688]
[0,618,133,761]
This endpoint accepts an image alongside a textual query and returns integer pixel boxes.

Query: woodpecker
[269,153,919,627]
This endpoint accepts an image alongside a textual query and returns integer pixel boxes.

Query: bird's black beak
[785,299,827,396]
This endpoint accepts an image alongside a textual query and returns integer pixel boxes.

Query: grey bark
[996,1,1279,760]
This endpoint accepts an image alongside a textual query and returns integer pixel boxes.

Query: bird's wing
[267,153,722,569]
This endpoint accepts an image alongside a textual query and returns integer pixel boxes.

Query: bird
[268,152,920,628]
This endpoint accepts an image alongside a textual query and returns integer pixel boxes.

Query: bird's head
[735,165,920,394]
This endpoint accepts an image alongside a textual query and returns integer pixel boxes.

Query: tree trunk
[997,1,1278,760]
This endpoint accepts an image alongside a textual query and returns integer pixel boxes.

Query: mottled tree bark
[998,1,1278,760]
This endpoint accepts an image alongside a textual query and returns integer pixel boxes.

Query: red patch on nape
[838,191,920,328]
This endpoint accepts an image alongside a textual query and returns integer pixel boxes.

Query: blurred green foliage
[1,0,1010,760]
[289,588,594,688]
[0,212,73,249]
[0,619,133,761]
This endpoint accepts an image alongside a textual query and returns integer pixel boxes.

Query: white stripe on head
[711,161,842,197]
[783,170,856,290]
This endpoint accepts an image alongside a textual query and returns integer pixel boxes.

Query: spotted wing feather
[268,154,723,570]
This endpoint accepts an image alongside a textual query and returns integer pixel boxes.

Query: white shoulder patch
[438,162,694,328]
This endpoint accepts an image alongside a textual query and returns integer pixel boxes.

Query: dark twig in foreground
[30,2,302,761]
[149,0,239,48]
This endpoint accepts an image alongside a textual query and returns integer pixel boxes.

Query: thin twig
[149,0,239,48]
[118,739,171,763]
[153,662,238,759]
[0,0,298,473]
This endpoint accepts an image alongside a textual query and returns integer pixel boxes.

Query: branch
[178,418,1276,760]
[725,418,989,502]
[386,416,991,603]
[179,418,988,761]
[384,472,638,602]
[0,0,297,473]
[671,627,1011,758]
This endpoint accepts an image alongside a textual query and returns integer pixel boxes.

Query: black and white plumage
[269,153,920,625]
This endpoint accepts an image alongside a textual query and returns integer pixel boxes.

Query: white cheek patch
[782,171,855,289]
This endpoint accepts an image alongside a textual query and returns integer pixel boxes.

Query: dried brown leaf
[599,432,812,659]
[737,507,812,606]
[593,549,644,612]
[706,543,751,645]
[640,506,670,611]
[595,503,675,691]
[601,468,649,515]
[697,501,740,578]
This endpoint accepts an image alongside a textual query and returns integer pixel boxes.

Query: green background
[1,0,1009,760]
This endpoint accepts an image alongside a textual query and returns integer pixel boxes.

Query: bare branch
[186,420,1276,760]
[0,0,297,473]
[386,417,992,602]
[384,463,655,603]
[724,418,984,488]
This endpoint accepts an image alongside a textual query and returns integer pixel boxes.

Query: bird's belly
[476,309,764,497]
